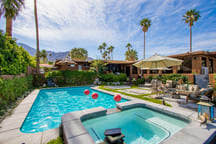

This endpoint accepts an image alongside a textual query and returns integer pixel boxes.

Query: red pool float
[114,94,121,102]
[84,89,90,95]
[92,93,98,99]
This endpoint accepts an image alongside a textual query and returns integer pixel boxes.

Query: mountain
[19,43,36,56]
[18,43,69,62]
[18,43,94,62]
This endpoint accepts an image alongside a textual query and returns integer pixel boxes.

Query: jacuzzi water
[83,107,189,144]
[20,86,128,133]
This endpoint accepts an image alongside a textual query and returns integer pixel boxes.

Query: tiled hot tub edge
[61,107,107,144]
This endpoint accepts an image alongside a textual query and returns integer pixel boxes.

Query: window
[202,57,207,67]
[78,65,82,70]
[68,64,75,67]
[132,66,137,74]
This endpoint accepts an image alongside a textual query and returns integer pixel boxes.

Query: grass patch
[99,86,171,107]
[47,137,63,144]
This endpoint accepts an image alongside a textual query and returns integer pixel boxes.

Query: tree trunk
[190,25,192,53]
[34,0,40,74]
[6,17,12,37]
[144,32,146,59]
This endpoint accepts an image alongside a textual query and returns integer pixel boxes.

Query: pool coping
[62,87,216,144]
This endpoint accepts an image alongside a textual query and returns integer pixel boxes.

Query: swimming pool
[20,87,128,133]
[82,107,189,144]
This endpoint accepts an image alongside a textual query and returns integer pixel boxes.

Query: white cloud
[0,0,214,59]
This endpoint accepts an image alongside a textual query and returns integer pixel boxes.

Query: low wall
[0,73,26,79]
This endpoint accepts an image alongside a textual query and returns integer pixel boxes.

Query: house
[54,59,138,78]
[169,51,216,74]
[53,51,216,82]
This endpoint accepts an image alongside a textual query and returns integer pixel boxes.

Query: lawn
[98,86,171,107]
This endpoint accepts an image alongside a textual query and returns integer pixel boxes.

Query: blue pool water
[20,86,128,133]
[83,107,189,144]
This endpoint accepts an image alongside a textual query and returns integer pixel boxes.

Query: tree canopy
[183,9,200,27]
[125,43,138,61]
[0,32,35,74]
[98,42,114,60]
[70,48,88,60]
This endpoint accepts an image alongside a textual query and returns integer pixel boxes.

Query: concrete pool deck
[0,89,60,144]
[0,86,215,144]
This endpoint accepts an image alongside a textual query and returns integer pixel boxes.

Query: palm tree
[183,9,200,52]
[70,48,88,60]
[34,0,40,73]
[140,18,151,59]
[40,50,47,63]
[98,42,107,60]
[0,5,3,28]
[126,43,132,51]
[107,45,114,60]
[1,0,24,37]
[125,49,138,61]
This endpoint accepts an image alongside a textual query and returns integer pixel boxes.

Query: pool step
[147,117,182,134]
[107,108,121,114]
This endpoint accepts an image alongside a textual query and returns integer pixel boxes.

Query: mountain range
[18,43,94,62]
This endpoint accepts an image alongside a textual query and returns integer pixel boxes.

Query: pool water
[82,107,189,144]
[20,87,128,133]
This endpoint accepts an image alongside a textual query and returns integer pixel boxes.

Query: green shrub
[0,32,35,75]
[99,73,127,82]
[146,74,188,84]
[0,75,33,116]
[47,137,63,144]
[45,70,96,86]
[134,78,145,85]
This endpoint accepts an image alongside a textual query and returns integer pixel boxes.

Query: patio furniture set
[143,79,215,103]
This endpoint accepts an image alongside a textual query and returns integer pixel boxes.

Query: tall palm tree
[140,18,151,59]
[126,43,132,51]
[34,0,40,73]
[0,4,3,28]
[1,0,24,37]
[107,45,114,60]
[183,9,200,52]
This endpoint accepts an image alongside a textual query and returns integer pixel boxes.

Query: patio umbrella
[134,54,183,69]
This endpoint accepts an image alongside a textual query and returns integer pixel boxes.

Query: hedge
[147,74,188,84]
[45,70,97,86]
[0,75,33,116]
[99,73,127,82]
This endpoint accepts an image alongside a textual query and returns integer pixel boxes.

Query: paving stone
[42,127,60,144]
[62,111,83,123]
[0,118,24,132]
[4,132,43,144]
[0,129,24,143]
[63,120,88,139]
[161,131,203,144]
[67,133,95,144]
[13,103,33,113]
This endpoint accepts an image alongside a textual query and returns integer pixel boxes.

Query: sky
[0,0,216,60]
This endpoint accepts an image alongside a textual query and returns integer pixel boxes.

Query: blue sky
[0,0,216,60]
